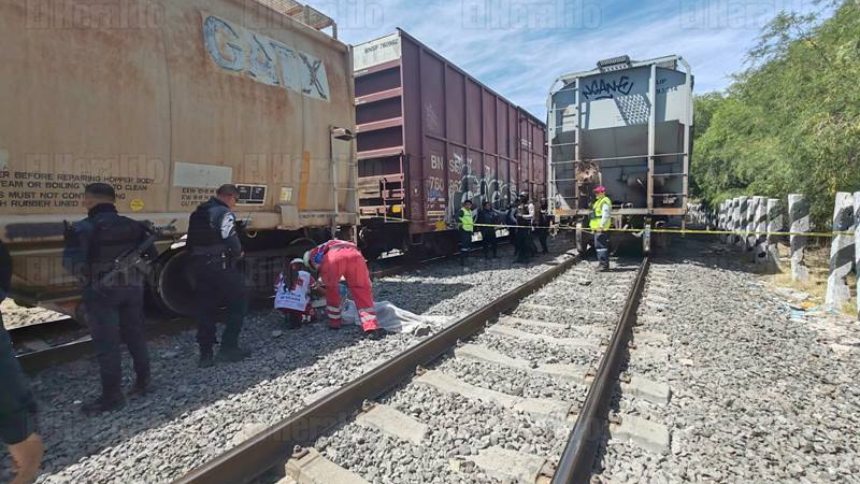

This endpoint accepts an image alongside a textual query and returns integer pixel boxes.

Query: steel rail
[17,317,198,373]
[369,241,514,279]
[369,253,452,279]
[176,251,582,484]
[8,317,77,345]
[552,256,650,484]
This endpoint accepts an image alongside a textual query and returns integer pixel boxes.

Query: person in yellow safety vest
[457,200,475,266]
[589,185,612,271]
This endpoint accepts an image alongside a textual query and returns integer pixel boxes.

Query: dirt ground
[761,242,857,317]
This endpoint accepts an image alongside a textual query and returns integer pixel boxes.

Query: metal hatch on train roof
[252,0,338,37]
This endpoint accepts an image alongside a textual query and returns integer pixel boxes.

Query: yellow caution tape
[362,215,854,238]
[474,224,854,238]
[474,223,853,238]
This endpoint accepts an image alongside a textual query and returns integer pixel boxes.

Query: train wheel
[150,249,196,316]
[288,238,317,258]
[358,227,386,261]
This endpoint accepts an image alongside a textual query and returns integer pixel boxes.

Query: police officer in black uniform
[187,184,250,368]
[63,183,157,415]
[1,240,45,481]
[476,201,500,259]
[513,194,534,263]
[535,198,552,254]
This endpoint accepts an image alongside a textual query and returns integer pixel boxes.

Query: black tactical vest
[81,207,148,286]
[88,215,145,265]
[187,198,227,252]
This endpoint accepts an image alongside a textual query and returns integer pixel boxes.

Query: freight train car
[548,55,693,253]
[352,30,547,259]
[0,0,357,317]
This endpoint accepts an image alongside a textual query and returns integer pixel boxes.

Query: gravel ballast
[596,239,860,483]
[2,241,581,483]
[311,258,639,483]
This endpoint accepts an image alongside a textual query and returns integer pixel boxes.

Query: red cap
[593,185,606,193]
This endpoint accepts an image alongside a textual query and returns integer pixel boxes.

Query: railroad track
[8,315,80,351]
[590,262,676,482]
[368,254,453,280]
[14,315,199,373]
[173,255,651,484]
[10,255,492,373]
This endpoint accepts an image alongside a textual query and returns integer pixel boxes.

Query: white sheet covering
[341,300,433,335]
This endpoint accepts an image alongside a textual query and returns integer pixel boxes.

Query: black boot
[363,328,384,340]
[217,346,251,363]
[82,393,125,416]
[128,376,152,397]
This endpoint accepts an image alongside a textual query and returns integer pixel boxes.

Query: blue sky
[314,0,824,118]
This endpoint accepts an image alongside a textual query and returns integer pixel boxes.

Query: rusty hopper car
[0,0,357,316]
[548,55,693,252]
[353,30,547,259]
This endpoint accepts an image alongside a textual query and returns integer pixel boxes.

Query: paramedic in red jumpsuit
[304,240,381,335]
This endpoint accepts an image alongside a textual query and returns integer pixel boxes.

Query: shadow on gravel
[7,313,379,479]
[606,267,639,273]
[650,236,781,277]
[4,282,477,479]
[5,242,572,480]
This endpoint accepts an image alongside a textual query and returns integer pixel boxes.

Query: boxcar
[547,55,693,252]
[0,0,357,316]
[352,30,547,259]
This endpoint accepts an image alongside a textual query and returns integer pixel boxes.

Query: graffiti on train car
[581,75,634,100]
[203,14,331,101]
[443,153,518,223]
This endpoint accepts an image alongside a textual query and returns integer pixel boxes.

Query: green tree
[691,1,860,227]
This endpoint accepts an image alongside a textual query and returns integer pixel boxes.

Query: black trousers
[0,317,37,445]
[536,228,549,253]
[83,285,150,398]
[192,257,249,351]
[480,229,497,257]
[527,230,538,256]
[514,228,531,261]
[458,230,472,263]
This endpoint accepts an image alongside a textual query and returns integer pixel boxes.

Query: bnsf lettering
[362,40,398,54]
[430,154,444,171]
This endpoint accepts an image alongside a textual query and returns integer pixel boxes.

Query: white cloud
[316,0,826,118]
